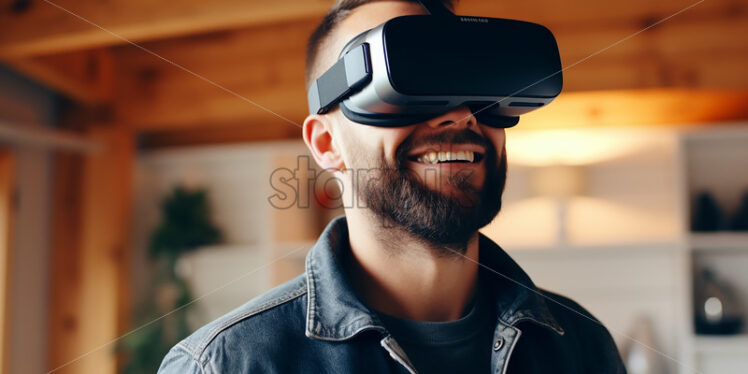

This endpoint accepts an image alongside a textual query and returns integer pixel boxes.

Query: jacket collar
[476,234,565,335]
[304,216,564,341]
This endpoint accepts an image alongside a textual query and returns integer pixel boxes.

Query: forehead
[323,1,428,70]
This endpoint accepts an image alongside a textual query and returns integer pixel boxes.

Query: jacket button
[493,337,504,351]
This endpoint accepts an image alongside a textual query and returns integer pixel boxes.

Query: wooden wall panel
[138,122,301,149]
[47,128,134,374]
[47,151,84,374]
[105,8,747,132]
[111,19,314,131]
[0,150,15,374]
[3,0,747,135]
[520,88,748,130]
[457,0,746,28]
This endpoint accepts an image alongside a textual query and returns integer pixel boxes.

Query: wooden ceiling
[1,0,747,146]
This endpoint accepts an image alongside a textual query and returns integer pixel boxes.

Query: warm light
[518,89,748,130]
[506,128,665,166]
[530,165,585,198]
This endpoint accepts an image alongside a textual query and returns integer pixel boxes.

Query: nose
[426,105,476,130]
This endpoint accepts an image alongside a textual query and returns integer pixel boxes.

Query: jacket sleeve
[588,314,627,374]
[158,344,204,374]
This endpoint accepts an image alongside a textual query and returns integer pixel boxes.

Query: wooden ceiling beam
[2,0,743,60]
[0,0,330,59]
[111,19,314,131]
[114,50,748,131]
[555,16,748,65]
[457,0,745,29]
[5,49,113,104]
[107,10,748,131]
[7,0,741,131]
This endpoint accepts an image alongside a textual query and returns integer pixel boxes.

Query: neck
[344,209,480,322]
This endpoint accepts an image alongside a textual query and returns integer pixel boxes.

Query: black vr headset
[307,0,563,128]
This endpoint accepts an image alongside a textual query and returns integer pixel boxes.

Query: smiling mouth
[407,150,484,165]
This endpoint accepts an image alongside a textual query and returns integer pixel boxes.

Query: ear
[302,114,346,171]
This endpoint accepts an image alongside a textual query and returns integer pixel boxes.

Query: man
[159,1,626,373]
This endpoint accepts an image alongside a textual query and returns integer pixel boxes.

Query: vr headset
[307,0,563,128]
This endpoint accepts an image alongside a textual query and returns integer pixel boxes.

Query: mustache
[395,130,491,164]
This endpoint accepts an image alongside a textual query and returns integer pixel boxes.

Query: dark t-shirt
[375,286,496,374]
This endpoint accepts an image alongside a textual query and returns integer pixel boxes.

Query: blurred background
[0,0,747,373]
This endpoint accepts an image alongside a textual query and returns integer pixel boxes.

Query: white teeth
[416,151,475,164]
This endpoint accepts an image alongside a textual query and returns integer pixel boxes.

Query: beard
[355,130,507,254]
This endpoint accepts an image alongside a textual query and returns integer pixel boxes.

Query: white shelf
[689,233,748,251]
[694,335,748,354]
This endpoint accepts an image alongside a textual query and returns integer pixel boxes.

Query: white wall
[132,142,310,321]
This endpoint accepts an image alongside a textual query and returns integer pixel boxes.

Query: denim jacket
[159,216,626,373]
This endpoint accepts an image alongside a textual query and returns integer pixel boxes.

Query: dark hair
[305,0,455,88]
